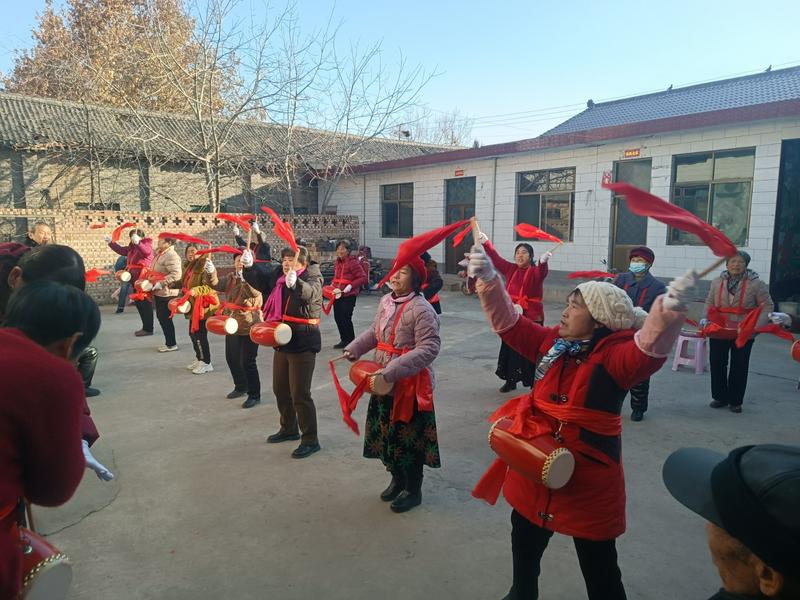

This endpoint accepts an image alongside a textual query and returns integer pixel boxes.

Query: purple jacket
[109,238,153,280]
[346,293,440,387]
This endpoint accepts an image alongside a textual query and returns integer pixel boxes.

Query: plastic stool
[672,332,707,374]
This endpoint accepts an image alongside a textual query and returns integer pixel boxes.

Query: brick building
[323,66,800,306]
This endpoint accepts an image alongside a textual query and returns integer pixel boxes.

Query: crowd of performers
[2,203,798,600]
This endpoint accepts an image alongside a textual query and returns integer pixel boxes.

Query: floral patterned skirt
[363,394,441,470]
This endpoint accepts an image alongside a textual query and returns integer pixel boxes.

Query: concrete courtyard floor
[38,291,800,600]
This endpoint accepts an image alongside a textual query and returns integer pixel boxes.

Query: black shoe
[380,477,404,502]
[85,387,101,398]
[291,443,321,459]
[241,396,261,409]
[332,341,347,349]
[709,400,728,409]
[729,405,742,413]
[226,388,247,399]
[631,409,644,422]
[266,430,301,443]
[390,490,422,513]
[499,381,517,393]
[115,308,124,314]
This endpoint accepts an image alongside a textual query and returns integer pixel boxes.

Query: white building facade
[322,67,800,303]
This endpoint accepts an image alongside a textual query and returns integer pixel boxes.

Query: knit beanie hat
[576,281,648,331]
[629,246,655,264]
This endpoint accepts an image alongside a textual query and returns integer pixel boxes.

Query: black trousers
[225,334,260,396]
[135,299,154,332]
[153,296,177,347]
[76,346,98,388]
[333,295,357,345]
[709,338,754,407]
[509,510,626,600]
[189,320,211,363]
[629,377,650,412]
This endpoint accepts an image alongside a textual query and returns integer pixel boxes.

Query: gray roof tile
[543,66,800,136]
[0,92,456,167]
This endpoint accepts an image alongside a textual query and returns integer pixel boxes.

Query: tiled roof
[0,92,456,167]
[543,66,800,136]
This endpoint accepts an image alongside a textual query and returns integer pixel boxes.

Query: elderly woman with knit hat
[613,246,666,422]
[702,250,773,414]
[480,234,552,393]
[468,243,695,600]
[344,253,441,514]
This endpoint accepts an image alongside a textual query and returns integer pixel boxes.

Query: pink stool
[672,330,707,374]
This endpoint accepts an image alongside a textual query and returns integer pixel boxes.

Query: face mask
[629,262,648,274]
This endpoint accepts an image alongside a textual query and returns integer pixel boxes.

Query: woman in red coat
[481,235,551,392]
[105,228,154,336]
[0,280,101,599]
[331,240,367,349]
[468,244,695,600]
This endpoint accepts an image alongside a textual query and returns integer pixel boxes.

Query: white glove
[241,249,254,268]
[663,269,698,311]
[285,270,297,288]
[251,221,261,234]
[204,260,215,274]
[478,231,489,244]
[152,281,163,291]
[103,234,112,244]
[539,251,553,264]
[343,284,352,293]
[232,225,240,237]
[82,440,115,482]
[699,318,709,329]
[131,233,141,245]
[768,312,792,327]
[467,244,497,282]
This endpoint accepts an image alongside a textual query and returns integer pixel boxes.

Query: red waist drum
[488,417,575,490]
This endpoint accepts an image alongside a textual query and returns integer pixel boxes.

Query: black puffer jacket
[244,262,323,354]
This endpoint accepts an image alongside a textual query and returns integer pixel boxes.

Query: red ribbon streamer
[514,223,562,244]
[328,361,361,436]
[216,213,254,232]
[111,222,136,243]
[84,268,112,283]
[602,182,737,257]
[261,207,298,252]
[567,270,616,280]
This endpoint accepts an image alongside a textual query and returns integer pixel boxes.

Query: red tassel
[216,213,253,232]
[735,305,764,348]
[754,324,796,342]
[515,223,562,244]
[84,268,112,283]
[329,361,360,435]
[451,224,473,248]
[471,458,509,505]
[602,182,736,257]
[567,270,615,280]
[111,222,136,243]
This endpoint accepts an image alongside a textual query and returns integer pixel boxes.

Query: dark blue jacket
[613,271,666,312]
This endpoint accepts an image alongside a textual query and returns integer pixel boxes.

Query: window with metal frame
[381,183,414,238]
[515,167,575,241]
[669,149,755,246]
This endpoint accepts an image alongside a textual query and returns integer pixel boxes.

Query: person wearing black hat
[701,250,774,413]
[613,246,666,421]
[663,444,800,599]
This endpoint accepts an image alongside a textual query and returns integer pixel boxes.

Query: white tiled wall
[323,117,800,282]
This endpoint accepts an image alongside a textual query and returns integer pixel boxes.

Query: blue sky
[1,0,798,143]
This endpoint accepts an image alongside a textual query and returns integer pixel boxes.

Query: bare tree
[399,106,475,146]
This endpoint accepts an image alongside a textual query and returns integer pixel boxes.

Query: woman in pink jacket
[106,228,154,336]
[344,257,441,514]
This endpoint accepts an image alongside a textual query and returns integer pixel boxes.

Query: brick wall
[0,208,359,304]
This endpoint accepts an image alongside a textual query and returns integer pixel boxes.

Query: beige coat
[150,246,182,298]
[214,273,263,335]
[705,270,773,329]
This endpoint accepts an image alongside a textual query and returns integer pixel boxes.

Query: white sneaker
[158,345,179,352]
[192,363,214,375]
[187,360,201,371]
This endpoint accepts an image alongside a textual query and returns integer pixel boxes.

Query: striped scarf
[534,338,591,382]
